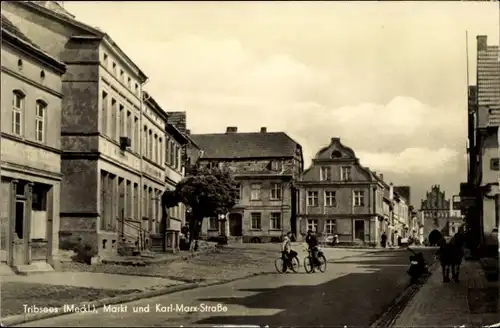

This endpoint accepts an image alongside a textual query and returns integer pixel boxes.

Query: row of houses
[0,1,193,273]
[188,130,416,247]
[460,35,500,257]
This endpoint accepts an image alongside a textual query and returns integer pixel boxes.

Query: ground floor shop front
[0,167,60,271]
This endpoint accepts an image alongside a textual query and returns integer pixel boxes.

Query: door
[12,200,27,266]
[354,220,365,242]
[229,213,243,236]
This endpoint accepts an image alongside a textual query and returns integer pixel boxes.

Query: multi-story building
[389,186,411,244]
[461,35,500,256]
[190,126,304,243]
[297,137,388,247]
[0,14,66,272]
[160,118,188,252]
[421,185,463,245]
[1,1,188,258]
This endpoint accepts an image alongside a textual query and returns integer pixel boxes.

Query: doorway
[354,220,365,242]
[229,213,243,236]
[12,200,27,266]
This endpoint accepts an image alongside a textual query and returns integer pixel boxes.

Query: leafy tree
[162,165,238,251]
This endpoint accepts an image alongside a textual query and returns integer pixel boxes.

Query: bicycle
[304,247,327,273]
[275,251,300,273]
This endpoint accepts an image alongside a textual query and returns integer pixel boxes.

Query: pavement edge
[0,272,273,327]
[369,261,440,328]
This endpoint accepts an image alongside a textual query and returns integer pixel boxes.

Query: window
[307,219,318,233]
[320,166,331,181]
[101,91,108,135]
[111,99,117,140]
[169,140,175,165]
[325,219,336,234]
[12,90,25,136]
[118,104,125,137]
[148,130,153,159]
[17,58,23,70]
[271,160,282,171]
[112,62,117,75]
[103,53,108,66]
[159,138,163,164]
[325,191,337,207]
[209,217,218,230]
[35,100,46,142]
[127,76,131,88]
[270,183,282,200]
[176,145,181,169]
[307,191,319,206]
[120,69,124,82]
[234,183,241,200]
[134,117,139,152]
[250,183,262,201]
[153,134,158,163]
[353,190,365,207]
[341,166,351,181]
[251,213,262,230]
[135,83,139,96]
[270,213,281,230]
[133,183,139,219]
[126,111,132,140]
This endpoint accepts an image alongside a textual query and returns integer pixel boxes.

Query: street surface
[17,247,436,327]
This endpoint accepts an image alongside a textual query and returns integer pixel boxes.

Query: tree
[175,166,238,250]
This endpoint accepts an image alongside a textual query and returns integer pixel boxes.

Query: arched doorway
[428,229,442,246]
[229,213,243,237]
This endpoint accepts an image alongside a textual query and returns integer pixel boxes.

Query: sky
[63,1,499,205]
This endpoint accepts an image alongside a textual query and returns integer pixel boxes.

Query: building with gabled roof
[189,126,303,243]
[1,13,66,273]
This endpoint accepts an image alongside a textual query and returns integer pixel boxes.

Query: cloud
[134,36,466,178]
[357,148,459,175]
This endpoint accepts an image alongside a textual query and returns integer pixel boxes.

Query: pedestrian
[381,232,387,248]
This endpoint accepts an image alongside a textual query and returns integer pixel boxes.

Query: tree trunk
[187,214,203,252]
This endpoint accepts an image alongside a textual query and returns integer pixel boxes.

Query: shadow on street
[194,249,437,326]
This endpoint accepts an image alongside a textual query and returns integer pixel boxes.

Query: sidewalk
[391,260,499,327]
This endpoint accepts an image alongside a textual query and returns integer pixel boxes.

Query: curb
[370,260,440,328]
[0,271,272,327]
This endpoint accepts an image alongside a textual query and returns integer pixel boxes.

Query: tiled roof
[477,45,500,126]
[1,14,41,50]
[190,132,300,159]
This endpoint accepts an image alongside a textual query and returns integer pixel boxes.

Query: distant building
[297,138,389,246]
[461,35,500,255]
[421,185,463,245]
[190,126,304,243]
[0,14,66,272]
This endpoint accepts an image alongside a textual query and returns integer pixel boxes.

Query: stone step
[13,262,54,276]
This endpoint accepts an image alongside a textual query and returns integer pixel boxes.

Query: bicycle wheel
[275,258,287,273]
[317,254,327,273]
[290,256,300,273]
[303,256,314,273]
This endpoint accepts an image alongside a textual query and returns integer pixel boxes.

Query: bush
[59,236,97,265]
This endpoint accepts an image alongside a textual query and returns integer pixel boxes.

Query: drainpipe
[139,79,150,230]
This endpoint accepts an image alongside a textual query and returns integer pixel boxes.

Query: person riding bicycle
[305,230,320,266]
[281,232,295,270]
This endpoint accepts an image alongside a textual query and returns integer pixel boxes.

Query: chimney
[226,126,238,133]
[185,129,191,135]
[260,127,267,133]
[477,35,487,52]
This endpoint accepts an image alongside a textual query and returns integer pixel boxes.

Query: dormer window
[331,150,342,158]
[320,166,331,181]
[340,166,351,181]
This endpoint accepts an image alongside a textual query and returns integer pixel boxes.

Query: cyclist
[281,231,294,271]
[305,230,320,269]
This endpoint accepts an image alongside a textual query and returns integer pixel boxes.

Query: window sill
[269,229,282,231]
[250,199,261,202]
[208,229,219,231]
[269,198,282,201]
[250,229,262,231]
[307,205,319,207]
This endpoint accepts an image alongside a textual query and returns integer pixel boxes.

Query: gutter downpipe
[139,78,150,247]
